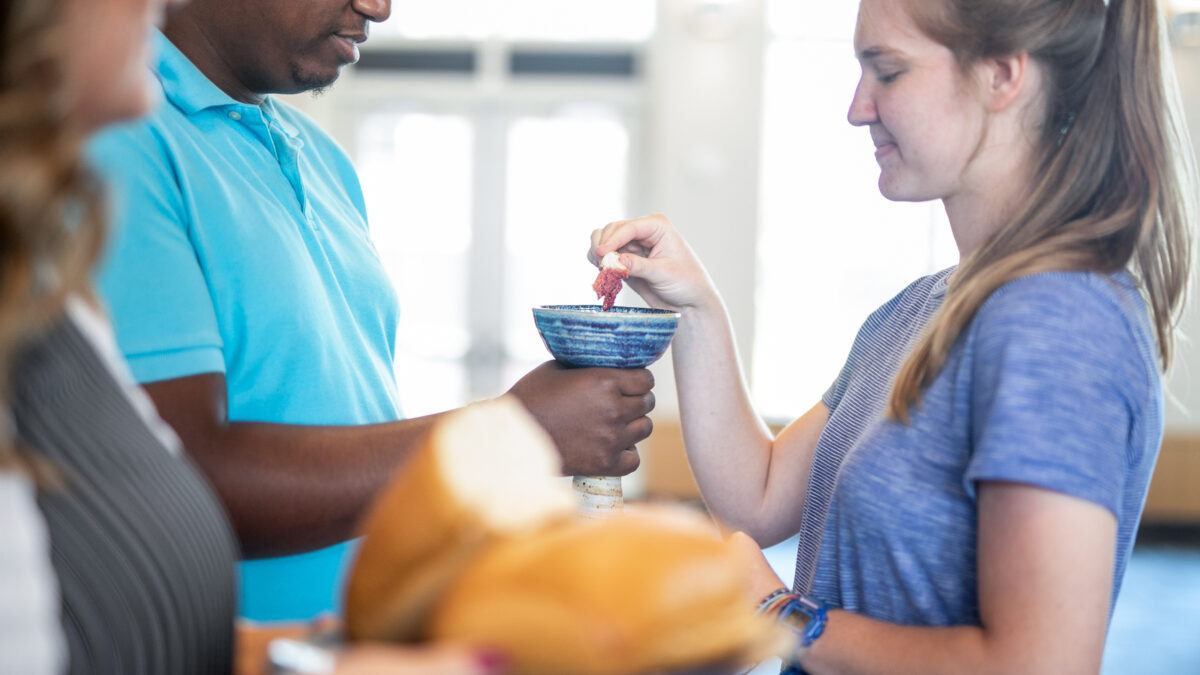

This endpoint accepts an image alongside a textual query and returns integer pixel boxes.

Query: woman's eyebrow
[857,46,903,62]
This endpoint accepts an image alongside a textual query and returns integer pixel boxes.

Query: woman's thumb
[618,252,660,282]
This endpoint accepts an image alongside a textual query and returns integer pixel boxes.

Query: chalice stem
[573,475,623,518]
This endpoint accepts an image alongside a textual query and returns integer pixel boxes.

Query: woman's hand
[235,617,507,675]
[589,213,720,313]
[336,644,507,675]
[236,618,330,675]
[726,531,789,604]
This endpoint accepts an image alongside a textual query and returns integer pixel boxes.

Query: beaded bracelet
[756,587,829,649]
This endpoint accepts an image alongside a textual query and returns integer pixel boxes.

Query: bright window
[358,113,474,416]
[341,16,644,414]
[356,105,637,413]
[752,4,957,420]
[381,0,655,41]
[504,111,631,376]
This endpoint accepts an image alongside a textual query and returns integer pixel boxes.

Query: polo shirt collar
[155,31,240,115]
[154,31,302,142]
[261,97,301,140]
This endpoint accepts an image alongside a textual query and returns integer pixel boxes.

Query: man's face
[209,0,391,94]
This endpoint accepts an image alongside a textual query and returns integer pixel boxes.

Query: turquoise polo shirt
[90,32,402,621]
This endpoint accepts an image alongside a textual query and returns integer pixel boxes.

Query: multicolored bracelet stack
[756,587,829,660]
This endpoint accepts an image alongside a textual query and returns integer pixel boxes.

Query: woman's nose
[847,78,877,128]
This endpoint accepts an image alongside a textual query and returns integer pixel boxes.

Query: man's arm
[145,362,654,559]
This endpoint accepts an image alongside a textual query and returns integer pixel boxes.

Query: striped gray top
[793,269,952,594]
[5,307,238,674]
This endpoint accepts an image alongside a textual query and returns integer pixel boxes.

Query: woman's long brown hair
[0,0,107,470]
[890,0,1196,421]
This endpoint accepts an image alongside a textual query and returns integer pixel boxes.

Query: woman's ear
[979,52,1032,113]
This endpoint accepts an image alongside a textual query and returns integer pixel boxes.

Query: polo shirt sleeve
[90,122,226,383]
[964,276,1147,518]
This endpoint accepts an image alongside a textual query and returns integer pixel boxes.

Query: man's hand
[508,361,655,476]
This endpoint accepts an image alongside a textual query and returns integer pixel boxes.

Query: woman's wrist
[673,286,725,321]
[756,587,829,666]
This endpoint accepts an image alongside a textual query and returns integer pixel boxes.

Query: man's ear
[979,52,1030,113]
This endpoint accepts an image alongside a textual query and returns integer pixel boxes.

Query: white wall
[639,0,766,417]
[1164,41,1200,432]
[289,5,1200,435]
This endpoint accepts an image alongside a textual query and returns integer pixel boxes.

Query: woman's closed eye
[877,70,904,84]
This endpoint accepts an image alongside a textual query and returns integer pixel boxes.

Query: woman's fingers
[618,241,650,258]
[337,644,508,675]
[587,228,605,266]
[726,531,788,602]
[596,213,673,257]
[616,249,668,284]
[587,228,651,269]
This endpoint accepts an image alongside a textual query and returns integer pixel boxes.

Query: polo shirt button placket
[228,110,242,122]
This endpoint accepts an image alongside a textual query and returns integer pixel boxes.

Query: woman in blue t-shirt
[591,0,1193,672]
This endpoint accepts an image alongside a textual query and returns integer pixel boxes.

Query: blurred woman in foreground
[0,1,500,673]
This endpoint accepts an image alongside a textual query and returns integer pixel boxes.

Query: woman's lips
[874,142,898,160]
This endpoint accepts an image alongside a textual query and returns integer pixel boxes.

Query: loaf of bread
[427,507,787,675]
[345,396,576,642]
[346,398,785,673]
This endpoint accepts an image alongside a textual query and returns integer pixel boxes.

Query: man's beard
[290,62,341,95]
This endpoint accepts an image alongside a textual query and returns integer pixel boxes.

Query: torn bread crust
[345,397,575,642]
[429,508,789,675]
[600,252,627,272]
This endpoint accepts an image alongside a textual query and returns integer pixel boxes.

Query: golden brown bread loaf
[427,508,787,675]
[346,397,786,673]
[345,397,576,642]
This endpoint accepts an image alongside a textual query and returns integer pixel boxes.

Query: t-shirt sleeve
[89,122,225,384]
[0,473,65,675]
[964,277,1146,517]
[822,274,939,414]
[822,361,852,414]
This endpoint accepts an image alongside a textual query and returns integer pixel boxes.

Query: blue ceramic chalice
[532,305,681,370]
[532,304,681,515]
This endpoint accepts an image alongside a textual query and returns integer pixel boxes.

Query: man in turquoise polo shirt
[91,0,655,622]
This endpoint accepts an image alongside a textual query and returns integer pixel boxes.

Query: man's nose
[352,0,391,22]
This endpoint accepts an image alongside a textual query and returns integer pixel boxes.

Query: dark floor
[752,529,1200,674]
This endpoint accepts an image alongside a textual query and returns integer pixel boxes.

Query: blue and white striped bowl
[533,305,681,369]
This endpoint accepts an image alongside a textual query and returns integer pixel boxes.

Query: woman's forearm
[671,295,814,543]
[799,607,1100,675]
[799,611,992,675]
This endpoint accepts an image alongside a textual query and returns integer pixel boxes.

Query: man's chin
[287,62,343,94]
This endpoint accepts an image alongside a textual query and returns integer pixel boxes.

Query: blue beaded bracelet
[779,594,828,648]
[756,587,830,650]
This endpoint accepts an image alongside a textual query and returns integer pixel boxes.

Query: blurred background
[282,2,1200,671]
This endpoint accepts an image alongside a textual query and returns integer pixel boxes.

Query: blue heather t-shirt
[796,270,1160,627]
[90,32,402,621]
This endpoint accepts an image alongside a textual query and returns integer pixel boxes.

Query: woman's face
[847,0,988,203]
[62,0,182,132]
